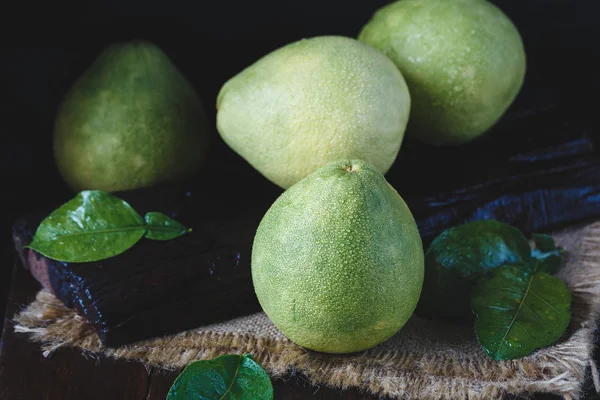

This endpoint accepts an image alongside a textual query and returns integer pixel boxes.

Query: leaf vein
[496,274,534,359]
[520,300,544,322]
[528,289,560,314]
[52,225,146,238]
[51,224,184,239]
[514,320,536,340]
[220,356,243,399]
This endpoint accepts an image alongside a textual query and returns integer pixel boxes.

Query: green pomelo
[251,159,424,354]
[216,36,411,189]
[358,0,526,146]
[53,41,209,193]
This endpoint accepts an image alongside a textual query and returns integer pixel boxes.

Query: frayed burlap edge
[12,222,600,400]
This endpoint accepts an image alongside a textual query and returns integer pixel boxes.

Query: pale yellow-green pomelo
[216,36,411,189]
[53,41,209,193]
[358,0,526,146]
[251,159,424,354]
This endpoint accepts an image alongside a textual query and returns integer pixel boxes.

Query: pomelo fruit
[53,41,208,193]
[358,0,526,146]
[251,159,424,354]
[216,36,411,189]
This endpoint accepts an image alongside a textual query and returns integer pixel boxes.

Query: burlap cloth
[12,221,600,399]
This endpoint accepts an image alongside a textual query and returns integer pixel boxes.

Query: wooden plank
[0,258,151,400]
[12,210,264,348]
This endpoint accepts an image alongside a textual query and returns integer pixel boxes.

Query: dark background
[1,0,599,388]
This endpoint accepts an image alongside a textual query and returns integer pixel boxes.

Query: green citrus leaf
[417,220,532,318]
[531,233,564,275]
[167,354,273,400]
[144,212,190,241]
[533,253,563,275]
[472,263,571,360]
[25,190,146,262]
[532,233,556,253]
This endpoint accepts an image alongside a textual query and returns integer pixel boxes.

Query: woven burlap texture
[12,221,600,400]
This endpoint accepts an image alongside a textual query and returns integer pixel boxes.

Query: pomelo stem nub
[343,164,361,173]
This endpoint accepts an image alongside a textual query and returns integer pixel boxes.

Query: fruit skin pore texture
[251,159,424,354]
[216,35,411,189]
[53,41,208,193]
[358,0,526,146]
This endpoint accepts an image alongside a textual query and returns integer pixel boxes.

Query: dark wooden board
[0,258,153,399]
[12,210,265,347]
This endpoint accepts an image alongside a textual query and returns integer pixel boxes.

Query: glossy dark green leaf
[167,354,273,400]
[472,263,571,360]
[26,190,146,262]
[417,220,532,318]
[531,233,564,275]
[144,212,190,241]
[533,253,563,275]
[532,233,556,253]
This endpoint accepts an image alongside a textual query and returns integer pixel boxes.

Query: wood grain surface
[1,254,596,400]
